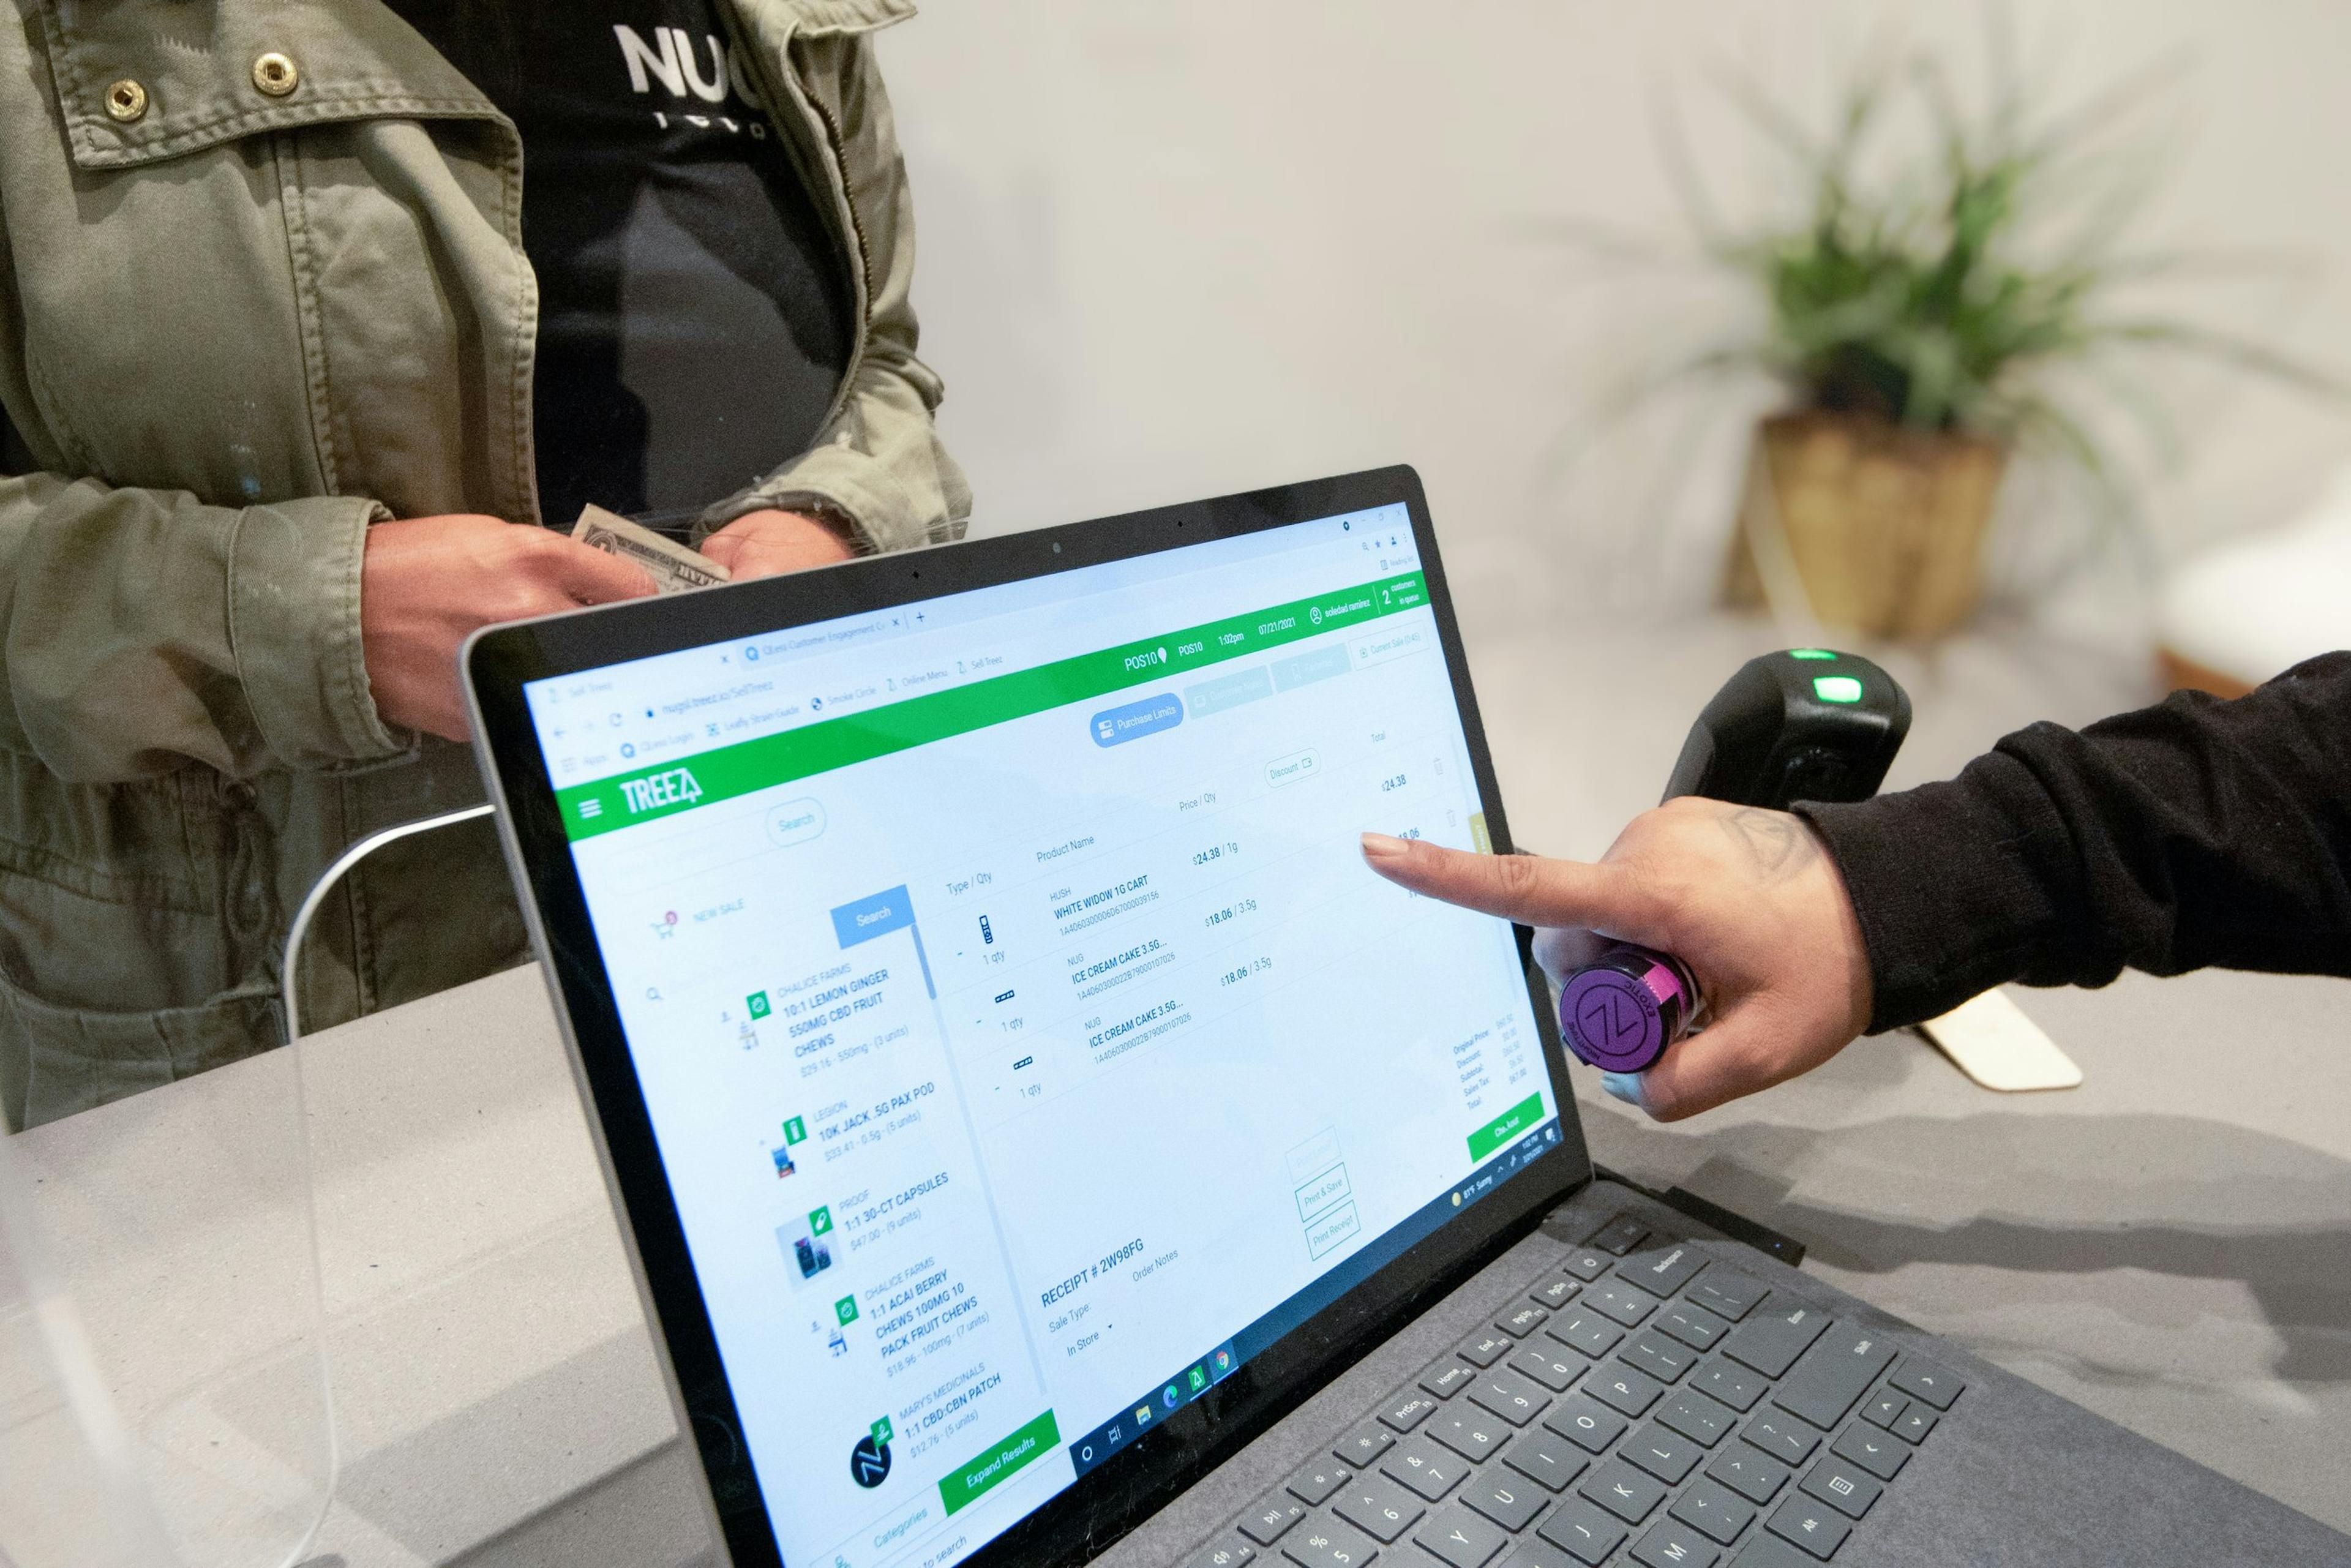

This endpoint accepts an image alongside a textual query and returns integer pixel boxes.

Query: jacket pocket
[0,972,282,1131]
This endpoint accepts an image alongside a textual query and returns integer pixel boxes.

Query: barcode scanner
[1557,649,1911,1075]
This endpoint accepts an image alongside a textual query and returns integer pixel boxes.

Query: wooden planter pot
[1725,411,2009,640]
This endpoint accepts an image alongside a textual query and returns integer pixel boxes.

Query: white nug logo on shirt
[613,23,759,107]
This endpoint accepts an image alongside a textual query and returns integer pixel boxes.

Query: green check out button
[939,1409,1060,1516]
[1468,1092,1545,1162]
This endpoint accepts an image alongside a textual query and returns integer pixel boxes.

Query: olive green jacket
[0,0,968,1129]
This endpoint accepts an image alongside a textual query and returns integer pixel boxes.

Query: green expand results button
[939,1409,1060,1516]
[1468,1092,1545,1162]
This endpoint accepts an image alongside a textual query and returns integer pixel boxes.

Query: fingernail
[1601,1072,1644,1108]
[1360,832,1411,860]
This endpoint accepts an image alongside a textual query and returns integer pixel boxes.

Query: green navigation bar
[1467,1092,1546,1163]
[556,571,1428,841]
[939,1408,1061,1517]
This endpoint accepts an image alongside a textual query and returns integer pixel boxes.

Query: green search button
[1468,1092,1545,1162]
[939,1409,1060,1516]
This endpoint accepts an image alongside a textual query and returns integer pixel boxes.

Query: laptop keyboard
[1183,1214,1961,1568]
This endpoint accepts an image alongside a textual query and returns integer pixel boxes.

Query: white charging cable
[280,803,496,1041]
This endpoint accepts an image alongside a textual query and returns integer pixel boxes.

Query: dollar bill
[571,505,732,594]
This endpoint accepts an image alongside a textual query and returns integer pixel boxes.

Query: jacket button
[103,78,148,122]
[251,51,299,97]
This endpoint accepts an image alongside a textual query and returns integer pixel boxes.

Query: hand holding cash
[571,505,732,594]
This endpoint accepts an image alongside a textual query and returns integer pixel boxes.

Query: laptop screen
[517,501,1562,1567]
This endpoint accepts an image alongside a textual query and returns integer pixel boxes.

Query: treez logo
[618,767,703,816]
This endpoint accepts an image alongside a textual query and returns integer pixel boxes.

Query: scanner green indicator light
[1790,648,1837,660]
[1813,675,1864,703]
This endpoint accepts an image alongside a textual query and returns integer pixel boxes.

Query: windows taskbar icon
[1070,1340,1241,1477]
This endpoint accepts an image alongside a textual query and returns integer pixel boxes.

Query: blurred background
[877,0,2351,851]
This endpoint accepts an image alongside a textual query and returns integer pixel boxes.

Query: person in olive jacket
[0,0,969,1128]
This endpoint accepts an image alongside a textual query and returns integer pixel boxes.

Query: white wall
[877,1,2351,639]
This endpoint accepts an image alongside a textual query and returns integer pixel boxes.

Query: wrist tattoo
[1719,808,1820,883]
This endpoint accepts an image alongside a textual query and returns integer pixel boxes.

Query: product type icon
[835,1295,860,1326]
[747,991,771,1020]
[809,1205,833,1236]
[870,1416,894,1446]
[782,1116,808,1144]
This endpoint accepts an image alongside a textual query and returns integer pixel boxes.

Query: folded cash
[571,505,731,594]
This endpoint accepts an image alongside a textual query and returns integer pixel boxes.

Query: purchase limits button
[1092,694,1184,748]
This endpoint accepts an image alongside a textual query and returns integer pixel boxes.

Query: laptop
[465,467,2348,1568]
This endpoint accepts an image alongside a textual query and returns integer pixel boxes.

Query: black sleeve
[1793,651,2351,1032]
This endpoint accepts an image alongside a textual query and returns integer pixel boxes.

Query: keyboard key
[1669,1477,1758,1545]
[1461,1471,1546,1531]
[1509,1345,1586,1393]
[1585,1280,1663,1329]
[1704,1446,1790,1506]
[1771,1327,1897,1431]
[1381,1435,1469,1501]
[1280,1515,1381,1568]
[1469,1367,1551,1427]
[1503,1433,1589,1493]
[1333,1473,1424,1542]
[1530,1272,1583,1309]
[1728,1538,1820,1568]
[1655,1389,1736,1448]
[1427,1406,1508,1463]
[1764,1496,1850,1560]
[1630,1517,1722,1568]
[1458,1330,1517,1368]
[1183,1535,1258,1568]
[1542,1392,1628,1453]
[1496,1302,1553,1339]
[1691,1358,1768,1412]
[1621,1422,1703,1485]
[1289,1458,1352,1506]
[1537,1497,1629,1564]
[1688,1267,1769,1322]
[1739,1413,1819,1466]
[1578,1457,1667,1524]
[1337,1420,1398,1467]
[1859,1392,1906,1430]
[1422,1361,1477,1400]
[1891,1405,1938,1445]
[1889,1357,1964,1411]
[1722,1301,1831,1379]
[1587,1214,1651,1255]
[1380,1390,1438,1432]
[1587,1362,1665,1417]
[1545,1309,1624,1359]
[1414,1504,1509,1568]
[1241,1492,1309,1544]
[1558,1246,1613,1281]
[1830,1423,1908,1482]
[1502,1545,1580,1568]
[1799,1458,1881,1520]
[1616,1242,1708,1298]
[1625,1333,1697,1384]
[1654,1301,1731,1352]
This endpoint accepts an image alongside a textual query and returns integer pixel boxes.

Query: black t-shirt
[1797,652,2351,1030]
[385,0,855,530]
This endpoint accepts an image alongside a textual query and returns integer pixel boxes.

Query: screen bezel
[465,466,1594,1568]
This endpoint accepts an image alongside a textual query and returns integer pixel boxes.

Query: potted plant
[1654,44,2335,638]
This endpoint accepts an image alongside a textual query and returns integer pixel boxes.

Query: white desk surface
[15,615,2350,1561]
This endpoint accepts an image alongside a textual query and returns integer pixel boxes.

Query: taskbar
[1062,1116,1563,1477]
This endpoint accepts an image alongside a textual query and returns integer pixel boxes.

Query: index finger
[1359,833,1653,935]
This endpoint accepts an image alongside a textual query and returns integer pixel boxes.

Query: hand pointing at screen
[1359,798,1873,1122]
